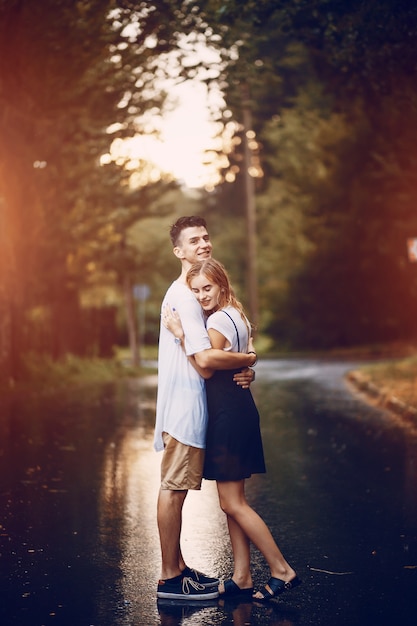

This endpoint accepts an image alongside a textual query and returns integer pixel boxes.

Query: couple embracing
[154,216,300,603]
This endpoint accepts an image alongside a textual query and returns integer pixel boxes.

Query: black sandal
[220,578,254,599]
[253,575,302,601]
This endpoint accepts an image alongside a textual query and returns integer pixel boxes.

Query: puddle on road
[0,364,416,625]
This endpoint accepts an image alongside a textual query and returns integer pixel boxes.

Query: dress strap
[222,310,240,351]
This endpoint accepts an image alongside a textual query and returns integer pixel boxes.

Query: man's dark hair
[169,216,208,246]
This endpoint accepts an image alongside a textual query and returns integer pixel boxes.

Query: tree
[0,0,220,380]
[197,0,417,348]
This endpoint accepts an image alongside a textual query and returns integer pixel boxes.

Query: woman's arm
[194,334,257,369]
[162,304,214,378]
[188,355,214,379]
[161,304,185,343]
[162,303,257,373]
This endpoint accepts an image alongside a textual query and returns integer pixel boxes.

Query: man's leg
[157,433,219,594]
[157,487,187,580]
[157,485,219,600]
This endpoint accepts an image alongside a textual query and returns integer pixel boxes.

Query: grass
[1,347,158,395]
[358,355,417,408]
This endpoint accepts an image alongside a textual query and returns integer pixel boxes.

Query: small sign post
[133,284,150,364]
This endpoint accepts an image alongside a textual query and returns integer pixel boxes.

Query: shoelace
[182,576,205,594]
[189,568,202,582]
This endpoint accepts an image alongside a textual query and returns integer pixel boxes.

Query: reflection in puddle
[97,420,233,623]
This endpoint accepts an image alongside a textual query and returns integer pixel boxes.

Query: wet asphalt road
[0,358,416,626]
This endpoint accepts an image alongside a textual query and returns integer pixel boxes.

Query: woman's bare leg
[218,510,253,591]
[216,480,296,585]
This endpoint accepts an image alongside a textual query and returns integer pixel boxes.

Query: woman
[164,258,301,601]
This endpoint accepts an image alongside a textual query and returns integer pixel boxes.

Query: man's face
[174,226,212,264]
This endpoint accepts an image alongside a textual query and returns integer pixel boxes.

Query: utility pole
[241,83,259,331]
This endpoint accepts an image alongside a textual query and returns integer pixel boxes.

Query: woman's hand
[162,304,184,341]
[233,336,257,388]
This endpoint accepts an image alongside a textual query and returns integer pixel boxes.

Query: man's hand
[233,367,255,389]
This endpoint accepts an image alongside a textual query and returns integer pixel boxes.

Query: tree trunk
[124,276,139,367]
[242,84,259,331]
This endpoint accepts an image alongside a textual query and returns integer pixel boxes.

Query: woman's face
[189,273,222,312]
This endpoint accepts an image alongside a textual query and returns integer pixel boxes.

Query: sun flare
[108,80,226,190]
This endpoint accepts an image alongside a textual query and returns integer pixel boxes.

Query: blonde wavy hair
[186,258,252,334]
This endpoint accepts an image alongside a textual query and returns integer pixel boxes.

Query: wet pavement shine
[0,359,416,625]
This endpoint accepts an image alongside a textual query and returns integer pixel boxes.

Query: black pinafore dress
[203,310,266,482]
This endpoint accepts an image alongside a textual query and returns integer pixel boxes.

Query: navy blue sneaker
[182,566,220,589]
[157,574,219,600]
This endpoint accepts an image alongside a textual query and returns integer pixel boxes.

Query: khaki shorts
[160,432,205,490]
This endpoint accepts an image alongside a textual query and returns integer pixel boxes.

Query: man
[154,216,257,601]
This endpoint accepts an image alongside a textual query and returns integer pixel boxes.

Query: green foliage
[200,0,417,349]
[253,85,410,346]
[18,352,156,393]
[288,0,417,102]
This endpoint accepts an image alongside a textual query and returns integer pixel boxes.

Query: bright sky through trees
[130,81,221,188]
[107,36,229,190]
[107,79,229,189]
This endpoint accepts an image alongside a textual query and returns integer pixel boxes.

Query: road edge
[346,370,417,434]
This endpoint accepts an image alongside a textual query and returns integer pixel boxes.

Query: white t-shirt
[206,306,250,354]
[153,280,212,452]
